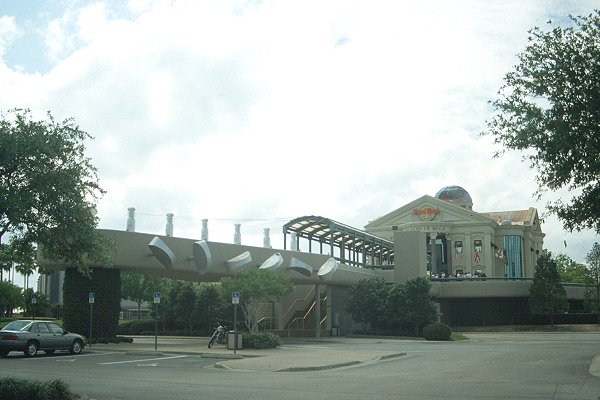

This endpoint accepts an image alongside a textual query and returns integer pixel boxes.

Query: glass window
[35,323,51,333]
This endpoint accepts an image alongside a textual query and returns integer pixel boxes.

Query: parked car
[0,320,87,357]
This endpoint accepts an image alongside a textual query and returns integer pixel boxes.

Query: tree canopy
[584,242,600,323]
[121,272,161,320]
[529,250,568,324]
[346,276,388,330]
[0,109,107,273]
[486,12,600,233]
[220,269,293,332]
[556,253,588,283]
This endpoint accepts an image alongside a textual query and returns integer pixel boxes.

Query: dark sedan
[0,320,86,357]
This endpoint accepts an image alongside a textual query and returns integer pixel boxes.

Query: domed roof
[435,186,473,209]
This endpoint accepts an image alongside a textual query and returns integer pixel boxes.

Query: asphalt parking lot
[1,332,600,400]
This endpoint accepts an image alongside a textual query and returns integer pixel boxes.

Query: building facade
[364,186,545,282]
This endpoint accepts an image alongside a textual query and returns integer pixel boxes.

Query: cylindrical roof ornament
[234,223,241,245]
[166,213,174,237]
[263,228,271,248]
[201,219,208,240]
[126,207,136,232]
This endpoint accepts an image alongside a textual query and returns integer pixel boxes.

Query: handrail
[280,285,315,320]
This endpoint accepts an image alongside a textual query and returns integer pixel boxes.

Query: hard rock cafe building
[363,186,586,326]
[364,186,544,282]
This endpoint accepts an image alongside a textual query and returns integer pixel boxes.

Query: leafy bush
[242,332,281,349]
[118,320,156,335]
[0,377,78,400]
[422,322,452,341]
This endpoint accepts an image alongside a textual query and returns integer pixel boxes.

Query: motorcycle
[208,325,227,348]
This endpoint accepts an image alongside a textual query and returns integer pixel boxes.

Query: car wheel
[24,341,39,357]
[69,339,83,355]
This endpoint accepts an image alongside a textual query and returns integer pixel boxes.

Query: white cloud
[0,16,20,58]
[1,0,598,265]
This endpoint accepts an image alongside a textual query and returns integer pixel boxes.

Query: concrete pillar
[263,228,271,248]
[234,224,241,245]
[326,286,333,330]
[430,234,437,275]
[126,207,135,232]
[464,233,472,273]
[201,219,208,240]
[166,213,174,237]
[314,283,321,338]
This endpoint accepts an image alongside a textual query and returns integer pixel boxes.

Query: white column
[166,213,174,237]
[201,219,208,240]
[126,207,136,232]
[263,228,271,248]
[234,224,241,245]
[290,232,298,251]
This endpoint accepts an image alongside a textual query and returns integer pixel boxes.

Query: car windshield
[2,320,33,331]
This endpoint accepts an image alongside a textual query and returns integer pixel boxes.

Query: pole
[233,303,238,355]
[154,303,158,350]
[89,303,93,348]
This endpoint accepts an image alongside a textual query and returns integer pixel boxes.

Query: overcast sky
[1,0,599,287]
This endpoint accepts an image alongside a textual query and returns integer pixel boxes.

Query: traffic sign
[154,291,161,304]
[89,292,95,304]
[231,291,240,304]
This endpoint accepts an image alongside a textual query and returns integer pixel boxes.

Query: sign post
[231,291,240,354]
[31,293,37,321]
[88,292,95,347]
[153,291,160,351]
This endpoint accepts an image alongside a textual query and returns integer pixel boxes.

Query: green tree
[486,12,600,233]
[529,251,568,325]
[584,242,600,324]
[175,282,197,334]
[403,277,437,336]
[0,109,108,274]
[192,283,229,334]
[0,280,22,317]
[386,282,409,332]
[220,269,293,332]
[121,272,160,320]
[556,254,588,283]
[23,289,51,318]
[346,277,388,330]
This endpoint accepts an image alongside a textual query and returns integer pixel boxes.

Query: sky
[1,0,599,287]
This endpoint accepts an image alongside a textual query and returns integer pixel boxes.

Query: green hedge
[0,377,77,400]
[62,267,121,339]
[242,332,281,349]
[422,322,452,341]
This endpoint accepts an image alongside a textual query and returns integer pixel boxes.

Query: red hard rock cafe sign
[413,206,441,221]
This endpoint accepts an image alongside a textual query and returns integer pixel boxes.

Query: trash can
[227,331,243,350]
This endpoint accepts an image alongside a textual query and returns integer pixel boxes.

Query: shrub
[422,322,452,341]
[117,320,156,335]
[242,332,281,349]
[0,377,77,400]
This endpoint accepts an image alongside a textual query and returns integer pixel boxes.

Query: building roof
[482,207,539,226]
[283,215,394,261]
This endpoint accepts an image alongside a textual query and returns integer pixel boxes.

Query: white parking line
[100,355,187,365]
